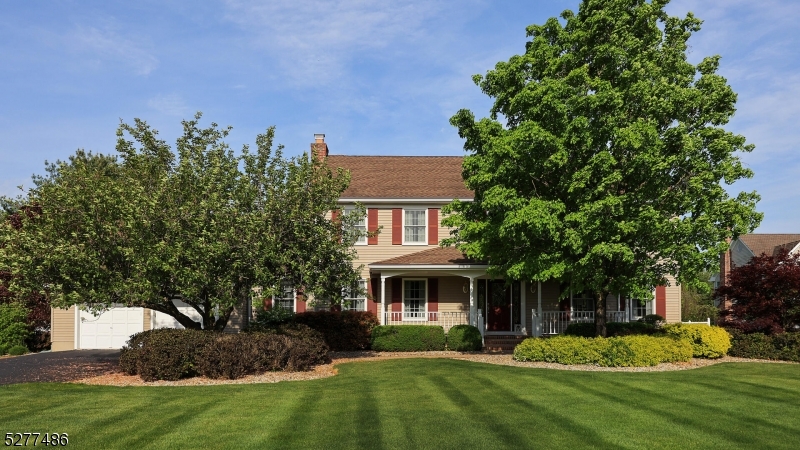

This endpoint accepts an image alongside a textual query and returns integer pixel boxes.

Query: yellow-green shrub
[513,335,692,367]
[663,324,731,358]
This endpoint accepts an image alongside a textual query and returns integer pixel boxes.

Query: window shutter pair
[391,208,439,245]
[389,278,439,322]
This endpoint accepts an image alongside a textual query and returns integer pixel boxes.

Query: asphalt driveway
[0,350,120,385]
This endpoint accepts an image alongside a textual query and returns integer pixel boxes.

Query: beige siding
[225,305,245,333]
[436,276,469,313]
[51,307,75,351]
[143,309,152,331]
[665,275,681,323]
[353,207,449,278]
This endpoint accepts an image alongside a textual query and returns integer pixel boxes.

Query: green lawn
[2,360,799,449]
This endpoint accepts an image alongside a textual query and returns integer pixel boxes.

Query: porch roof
[369,247,486,269]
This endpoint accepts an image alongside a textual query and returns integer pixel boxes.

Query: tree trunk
[595,291,607,337]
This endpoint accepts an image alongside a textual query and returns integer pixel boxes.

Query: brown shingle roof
[371,247,485,266]
[325,155,473,199]
[738,234,800,257]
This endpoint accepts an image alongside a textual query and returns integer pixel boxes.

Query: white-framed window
[403,279,427,320]
[403,209,427,244]
[572,291,595,312]
[344,207,367,245]
[630,299,653,319]
[276,280,295,312]
[343,279,368,311]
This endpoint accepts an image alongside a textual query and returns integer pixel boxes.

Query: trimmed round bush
[7,344,28,356]
[371,325,446,351]
[663,324,731,358]
[447,325,482,351]
[513,335,692,367]
[564,321,656,337]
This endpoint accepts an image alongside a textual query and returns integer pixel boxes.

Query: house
[717,234,800,309]
[49,134,682,350]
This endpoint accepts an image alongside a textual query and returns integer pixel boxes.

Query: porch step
[483,335,528,352]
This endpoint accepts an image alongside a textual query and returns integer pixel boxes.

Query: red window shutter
[655,286,667,317]
[428,208,439,245]
[368,208,379,245]
[264,296,273,310]
[295,290,306,313]
[620,295,626,311]
[391,278,402,320]
[428,278,438,321]
[392,208,402,245]
[368,277,379,314]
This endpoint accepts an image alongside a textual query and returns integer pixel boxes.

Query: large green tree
[0,114,365,330]
[442,0,761,336]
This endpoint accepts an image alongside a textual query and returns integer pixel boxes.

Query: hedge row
[563,321,657,337]
[727,330,800,362]
[120,325,329,381]
[446,325,483,351]
[371,325,446,351]
[513,335,693,367]
[663,324,731,358]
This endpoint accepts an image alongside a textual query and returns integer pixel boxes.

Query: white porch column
[380,276,388,325]
[469,276,476,326]
[537,281,542,315]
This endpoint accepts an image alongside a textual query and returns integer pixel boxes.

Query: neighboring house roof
[325,155,473,200]
[738,234,800,258]
[370,247,485,266]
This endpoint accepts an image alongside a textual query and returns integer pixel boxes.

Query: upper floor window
[344,207,367,245]
[404,209,426,244]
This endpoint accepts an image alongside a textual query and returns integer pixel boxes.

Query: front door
[487,280,511,331]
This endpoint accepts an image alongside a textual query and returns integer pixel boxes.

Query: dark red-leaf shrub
[717,248,800,334]
[291,311,379,351]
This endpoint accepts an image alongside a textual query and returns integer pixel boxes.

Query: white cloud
[67,25,159,75]
[147,94,191,117]
[222,0,451,85]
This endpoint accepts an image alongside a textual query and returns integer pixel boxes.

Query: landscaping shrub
[121,325,330,381]
[291,311,379,351]
[25,330,51,352]
[371,325,446,351]
[563,321,656,337]
[446,325,482,351]
[643,314,665,325]
[513,335,692,367]
[0,344,8,355]
[7,344,28,356]
[0,303,31,349]
[727,330,800,362]
[123,328,212,381]
[663,323,731,358]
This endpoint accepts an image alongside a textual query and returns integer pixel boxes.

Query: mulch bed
[2,350,796,387]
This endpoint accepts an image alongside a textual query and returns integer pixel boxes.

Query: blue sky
[0,0,797,232]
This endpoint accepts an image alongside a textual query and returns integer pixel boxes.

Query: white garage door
[153,300,203,329]
[79,307,144,349]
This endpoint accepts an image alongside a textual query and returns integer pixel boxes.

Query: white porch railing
[536,310,630,335]
[383,311,469,332]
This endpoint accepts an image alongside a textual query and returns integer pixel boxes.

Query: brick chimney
[311,133,328,160]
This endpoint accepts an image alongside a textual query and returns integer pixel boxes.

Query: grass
[1,359,799,449]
